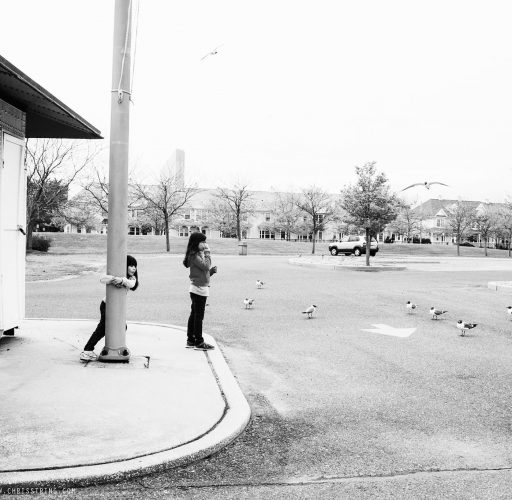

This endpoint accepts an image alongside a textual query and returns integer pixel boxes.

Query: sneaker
[186,341,195,349]
[194,342,215,351]
[80,351,98,362]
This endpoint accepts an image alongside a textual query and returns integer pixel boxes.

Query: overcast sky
[1,1,511,204]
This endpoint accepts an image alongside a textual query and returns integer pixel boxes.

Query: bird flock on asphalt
[406,301,485,337]
[243,280,318,319]
[243,281,510,332]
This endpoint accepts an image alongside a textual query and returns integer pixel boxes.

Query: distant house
[384,198,508,246]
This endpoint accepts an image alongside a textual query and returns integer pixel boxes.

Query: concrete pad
[0,319,250,487]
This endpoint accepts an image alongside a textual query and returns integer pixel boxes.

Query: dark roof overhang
[0,55,102,139]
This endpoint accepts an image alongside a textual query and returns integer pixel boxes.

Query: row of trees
[389,199,512,256]
[25,139,512,264]
[25,139,401,264]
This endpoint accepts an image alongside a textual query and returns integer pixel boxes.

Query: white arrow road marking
[361,324,416,338]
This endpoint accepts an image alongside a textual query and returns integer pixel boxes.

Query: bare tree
[340,162,401,266]
[215,184,254,241]
[137,204,165,235]
[25,138,100,249]
[445,201,477,256]
[270,192,302,241]
[498,200,512,257]
[295,186,336,254]
[330,203,358,240]
[474,204,500,256]
[53,197,103,233]
[133,174,198,252]
[204,198,243,238]
[80,166,109,214]
[390,202,422,242]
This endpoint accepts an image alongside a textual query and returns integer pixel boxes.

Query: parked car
[328,235,379,256]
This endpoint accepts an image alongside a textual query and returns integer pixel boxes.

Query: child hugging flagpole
[99,0,132,362]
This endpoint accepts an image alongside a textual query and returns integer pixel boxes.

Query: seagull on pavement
[200,44,223,61]
[406,301,418,313]
[402,181,449,192]
[457,320,477,336]
[506,306,512,319]
[256,280,264,289]
[302,305,318,319]
[243,298,255,309]
[430,307,448,320]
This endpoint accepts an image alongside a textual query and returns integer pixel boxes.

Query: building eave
[0,54,102,139]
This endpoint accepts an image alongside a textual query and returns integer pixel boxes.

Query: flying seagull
[256,280,264,289]
[200,44,223,61]
[401,181,449,192]
[457,320,477,336]
[430,307,448,320]
[243,298,255,309]
[406,301,418,313]
[302,305,318,319]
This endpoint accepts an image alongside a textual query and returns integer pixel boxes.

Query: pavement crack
[165,467,512,490]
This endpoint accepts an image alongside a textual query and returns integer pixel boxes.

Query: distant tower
[175,149,184,189]
[160,149,185,189]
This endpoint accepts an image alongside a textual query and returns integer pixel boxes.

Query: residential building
[384,198,509,246]
[64,187,343,242]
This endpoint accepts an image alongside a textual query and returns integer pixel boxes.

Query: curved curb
[288,257,406,271]
[0,321,251,489]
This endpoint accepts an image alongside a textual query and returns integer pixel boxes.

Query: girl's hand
[111,277,123,286]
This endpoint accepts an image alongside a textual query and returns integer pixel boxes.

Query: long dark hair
[127,254,139,291]
[183,232,207,268]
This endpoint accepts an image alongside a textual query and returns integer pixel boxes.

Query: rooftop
[0,54,102,139]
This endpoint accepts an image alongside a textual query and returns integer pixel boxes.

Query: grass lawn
[25,233,511,282]
[31,232,512,258]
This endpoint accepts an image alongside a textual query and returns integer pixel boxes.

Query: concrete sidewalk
[0,319,250,488]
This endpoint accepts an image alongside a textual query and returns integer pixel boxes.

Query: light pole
[99,0,132,362]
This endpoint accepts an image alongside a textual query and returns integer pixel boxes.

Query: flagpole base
[98,346,131,363]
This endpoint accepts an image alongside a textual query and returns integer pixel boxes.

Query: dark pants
[187,293,207,345]
[83,301,128,351]
[84,301,106,351]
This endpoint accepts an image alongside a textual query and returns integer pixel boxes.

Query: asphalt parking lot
[21,253,512,499]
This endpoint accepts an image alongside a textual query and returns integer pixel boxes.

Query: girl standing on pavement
[183,232,217,351]
[80,255,139,361]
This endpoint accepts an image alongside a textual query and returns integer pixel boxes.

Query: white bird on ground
[401,181,449,192]
[506,306,512,319]
[430,307,448,320]
[302,305,318,319]
[406,301,418,313]
[457,320,478,336]
[200,44,223,61]
[256,280,264,289]
[243,298,255,309]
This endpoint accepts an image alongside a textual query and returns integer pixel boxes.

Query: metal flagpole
[99,0,132,362]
